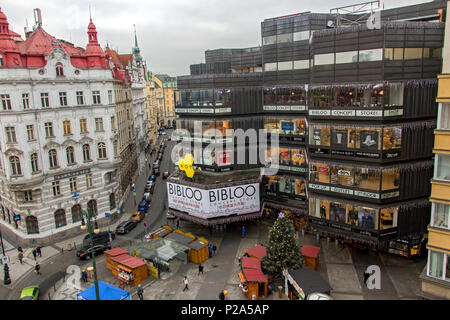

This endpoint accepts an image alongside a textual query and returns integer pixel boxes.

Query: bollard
[278,286,283,299]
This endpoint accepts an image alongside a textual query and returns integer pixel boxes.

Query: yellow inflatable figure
[178,154,195,178]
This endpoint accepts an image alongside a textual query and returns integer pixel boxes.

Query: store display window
[330,202,347,223]
[264,88,277,105]
[309,88,333,107]
[309,198,330,220]
[331,126,353,148]
[383,127,402,150]
[347,205,358,226]
[384,85,404,106]
[290,88,306,106]
[309,125,331,146]
[309,162,330,184]
[356,127,382,150]
[279,148,290,165]
[291,149,306,167]
[379,207,398,230]
[264,118,278,133]
[215,89,232,107]
[330,165,354,187]
[265,176,280,194]
[334,88,356,107]
[356,206,378,230]
[381,168,400,191]
[216,120,233,137]
[265,146,279,165]
[217,150,233,166]
[354,168,381,191]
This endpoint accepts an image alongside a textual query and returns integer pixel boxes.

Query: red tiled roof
[119,54,133,67]
[243,268,267,283]
[245,245,266,260]
[104,247,128,257]
[111,254,146,269]
[301,245,320,258]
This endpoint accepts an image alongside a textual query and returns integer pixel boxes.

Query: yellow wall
[427,227,450,254]
[436,74,450,102]
[430,180,450,202]
[434,130,450,153]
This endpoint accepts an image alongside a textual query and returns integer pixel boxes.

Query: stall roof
[153,228,172,238]
[189,239,208,251]
[301,245,320,258]
[104,248,128,257]
[129,239,190,263]
[77,281,129,300]
[245,245,267,260]
[243,268,267,283]
[165,232,195,246]
[242,257,261,270]
[287,268,332,296]
[111,254,146,269]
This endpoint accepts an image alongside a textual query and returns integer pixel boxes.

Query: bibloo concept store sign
[167,182,260,219]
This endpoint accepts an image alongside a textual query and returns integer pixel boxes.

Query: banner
[167,182,260,219]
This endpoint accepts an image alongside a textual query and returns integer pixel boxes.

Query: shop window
[265,176,280,195]
[310,162,330,184]
[290,88,306,105]
[199,90,213,106]
[330,165,354,187]
[263,88,276,105]
[347,205,358,226]
[293,60,309,70]
[217,150,233,166]
[293,30,309,42]
[215,89,231,107]
[291,149,306,167]
[381,168,400,190]
[383,127,402,150]
[432,203,450,229]
[335,51,358,64]
[356,207,378,230]
[334,87,356,107]
[385,85,404,106]
[264,63,277,72]
[314,53,334,66]
[193,147,203,165]
[264,118,278,133]
[404,48,423,60]
[309,88,333,107]
[356,127,382,150]
[279,148,290,165]
[263,35,276,46]
[354,168,381,191]
[216,120,232,136]
[294,179,306,197]
[331,126,354,148]
[309,125,331,146]
[330,202,347,224]
[265,146,279,164]
[384,48,403,61]
[276,88,292,105]
[279,177,293,195]
[379,208,398,230]
[277,33,293,44]
[201,120,215,137]
[359,48,382,62]
[279,119,296,135]
[436,155,450,181]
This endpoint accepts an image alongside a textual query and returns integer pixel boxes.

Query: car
[130,210,145,222]
[161,132,167,135]
[154,168,160,176]
[162,171,169,179]
[83,231,115,247]
[115,221,138,234]
[144,185,155,194]
[157,153,163,161]
[148,174,156,182]
[77,243,111,260]
[153,160,160,168]
[20,285,39,300]
[138,200,149,212]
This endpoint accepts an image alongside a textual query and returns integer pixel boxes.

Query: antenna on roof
[33,8,42,29]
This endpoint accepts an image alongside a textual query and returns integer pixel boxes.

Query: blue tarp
[77,281,130,300]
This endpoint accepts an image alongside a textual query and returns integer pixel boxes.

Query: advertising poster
[330,203,346,223]
[360,130,379,150]
[331,129,348,147]
[358,207,377,229]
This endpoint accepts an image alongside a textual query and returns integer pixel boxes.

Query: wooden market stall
[149,225,173,239]
[244,245,267,260]
[300,245,321,270]
[238,268,268,299]
[109,253,148,286]
[104,248,128,271]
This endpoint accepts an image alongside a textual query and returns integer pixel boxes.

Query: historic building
[155,74,177,127]
[173,1,447,256]
[0,9,120,245]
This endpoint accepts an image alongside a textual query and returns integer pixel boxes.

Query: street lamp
[73,193,100,300]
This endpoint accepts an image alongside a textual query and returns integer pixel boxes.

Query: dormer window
[56,63,64,77]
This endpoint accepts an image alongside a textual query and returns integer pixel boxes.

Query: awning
[111,254,147,269]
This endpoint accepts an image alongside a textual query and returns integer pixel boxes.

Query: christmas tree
[262,213,303,275]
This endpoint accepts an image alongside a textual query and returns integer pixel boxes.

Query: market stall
[109,253,148,286]
[147,225,173,240]
[104,248,128,272]
[300,245,321,270]
[187,237,209,264]
[238,268,268,299]
[283,268,332,300]
[244,245,267,260]
[76,281,130,300]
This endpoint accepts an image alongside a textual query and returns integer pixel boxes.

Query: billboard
[167,182,260,219]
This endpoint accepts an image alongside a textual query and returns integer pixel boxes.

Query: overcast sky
[2,0,433,76]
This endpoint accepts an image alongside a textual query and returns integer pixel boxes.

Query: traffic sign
[2,256,9,264]
[105,212,111,218]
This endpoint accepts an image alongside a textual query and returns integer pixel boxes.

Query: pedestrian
[81,270,87,282]
[183,276,189,291]
[212,244,217,256]
[219,290,225,300]
[32,248,37,260]
[208,244,213,258]
[18,252,23,264]
[36,246,42,257]
[241,225,246,237]
[17,246,23,254]
[137,284,144,300]
[35,262,41,275]
[198,264,204,275]
[176,219,180,229]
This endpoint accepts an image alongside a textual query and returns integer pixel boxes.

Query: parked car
[142,194,152,203]
[148,174,156,182]
[130,210,145,222]
[153,160,160,168]
[138,200,149,212]
[77,243,111,260]
[157,153,163,161]
[162,171,169,179]
[83,231,115,247]
[115,221,138,234]
[20,285,39,300]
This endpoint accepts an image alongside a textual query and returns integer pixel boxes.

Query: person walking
[183,276,189,291]
[18,252,23,264]
[32,248,37,260]
[34,262,41,275]
[137,284,144,300]
[198,264,204,275]
[176,219,180,229]
[219,290,225,300]
[208,244,213,258]
[17,246,23,254]
[241,225,246,238]
[36,246,42,257]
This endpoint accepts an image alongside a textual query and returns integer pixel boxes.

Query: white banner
[167,182,260,219]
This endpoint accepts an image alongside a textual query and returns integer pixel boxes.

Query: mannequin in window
[320,205,327,219]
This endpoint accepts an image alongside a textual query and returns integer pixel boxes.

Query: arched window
[48,149,58,168]
[56,62,64,76]
[109,193,116,210]
[9,156,21,176]
[98,142,107,159]
[71,204,82,223]
[30,153,39,173]
[83,144,91,161]
[54,209,67,228]
[26,216,39,234]
[87,199,97,215]
[66,146,75,165]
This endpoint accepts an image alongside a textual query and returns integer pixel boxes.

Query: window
[24,190,33,202]
[62,120,71,135]
[98,142,107,159]
[92,91,101,105]
[108,90,113,104]
[44,122,54,137]
[40,93,49,108]
[293,60,309,70]
[384,48,404,60]
[359,49,382,62]
[109,193,116,210]
[336,51,358,64]
[95,118,104,131]
[432,203,450,229]
[1,94,11,110]
[404,48,423,60]
[87,199,97,215]
[380,207,398,230]
[83,144,91,162]
[354,168,380,191]
[309,162,330,184]
[71,205,82,223]
[69,177,77,192]
[26,216,39,234]
[111,116,116,130]
[436,155,450,181]
[0,54,3,66]
[264,62,277,72]
[382,168,400,190]
[278,61,293,71]
[309,125,331,146]
[22,93,30,109]
[86,173,93,188]
[59,92,67,106]
[277,33,292,43]
[80,118,88,133]
[113,141,118,157]
[26,125,35,141]
[330,165,354,187]
[48,149,58,168]
[314,53,334,66]
[293,30,309,42]
[439,103,450,129]
[76,91,84,105]
[31,153,39,173]
[428,251,445,279]
[56,63,64,77]
[10,156,21,176]
[383,127,402,150]
[52,181,61,196]
[54,209,66,228]
[66,146,75,165]
[5,127,16,143]
[263,35,276,45]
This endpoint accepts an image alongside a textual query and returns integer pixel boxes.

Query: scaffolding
[330,0,381,27]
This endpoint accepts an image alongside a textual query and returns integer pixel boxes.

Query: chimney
[33,8,42,27]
